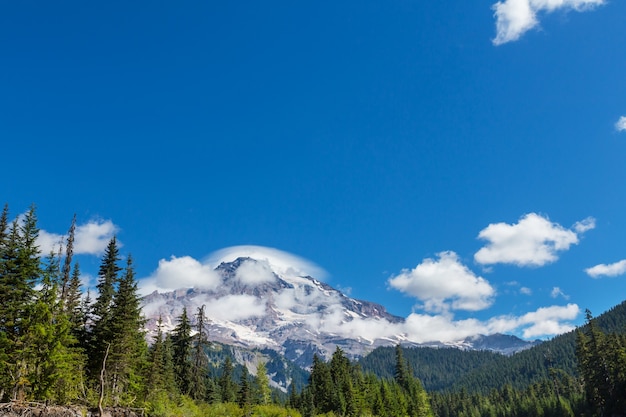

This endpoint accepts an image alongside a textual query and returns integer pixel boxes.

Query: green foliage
[253,362,272,406]
[300,346,433,417]
[5,203,626,417]
[576,310,626,416]
[171,307,193,396]
[252,404,302,417]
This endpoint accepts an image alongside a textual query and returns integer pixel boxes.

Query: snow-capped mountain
[141,255,539,367]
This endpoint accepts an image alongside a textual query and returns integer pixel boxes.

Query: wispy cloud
[388,251,495,313]
[38,219,119,256]
[492,0,605,46]
[140,246,580,344]
[551,286,570,300]
[520,287,533,295]
[206,245,327,280]
[474,213,595,267]
[585,259,626,278]
[616,116,626,132]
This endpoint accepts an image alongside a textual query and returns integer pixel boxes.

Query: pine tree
[144,315,179,404]
[59,214,76,306]
[0,206,42,400]
[238,365,251,410]
[27,251,84,403]
[219,356,237,403]
[106,254,147,405]
[171,307,193,396]
[394,345,409,391]
[189,305,209,400]
[253,361,271,405]
[309,354,333,414]
[89,237,122,379]
[65,262,84,332]
[145,316,166,399]
[0,204,12,400]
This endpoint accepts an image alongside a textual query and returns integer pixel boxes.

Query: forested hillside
[0,204,433,417]
[2,203,626,417]
[361,300,626,394]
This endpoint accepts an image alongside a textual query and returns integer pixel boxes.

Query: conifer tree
[253,361,271,405]
[145,316,177,403]
[89,237,122,379]
[106,255,146,405]
[171,307,193,396]
[219,356,237,403]
[238,365,251,410]
[0,204,12,400]
[60,214,76,306]
[0,206,41,400]
[27,251,84,403]
[65,262,84,331]
[309,354,333,414]
[145,316,166,398]
[190,304,209,400]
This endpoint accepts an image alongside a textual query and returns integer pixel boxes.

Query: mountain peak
[141,255,538,367]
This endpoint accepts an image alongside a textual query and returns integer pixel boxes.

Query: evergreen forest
[1,204,625,417]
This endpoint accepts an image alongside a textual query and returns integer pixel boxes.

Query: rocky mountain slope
[141,255,539,368]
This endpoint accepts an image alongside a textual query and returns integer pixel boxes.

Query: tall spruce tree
[106,255,146,405]
[27,251,84,403]
[219,356,237,403]
[0,206,42,400]
[89,237,122,379]
[59,214,76,306]
[171,307,193,396]
[238,365,251,410]
[253,361,271,406]
[190,305,209,400]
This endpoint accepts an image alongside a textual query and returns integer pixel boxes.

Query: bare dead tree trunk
[99,343,110,417]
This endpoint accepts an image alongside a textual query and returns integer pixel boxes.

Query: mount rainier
[140,251,539,368]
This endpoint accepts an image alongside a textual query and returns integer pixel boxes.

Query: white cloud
[616,116,626,132]
[402,303,579,342]
[37,230,65,255]
[492,0,605,45]
[388,251,495,313]
[139,255,222,294]
[38,219,119,256]
[520,287,533,295]
[207,245,327,280]
[202,294,266,321]
[573,217,596,233]
[474,213,594,267]
[235,259,277,285]
[585,259,626,278]
[137,247,579,346]
[550,286,570,299]
[512,303,580,338]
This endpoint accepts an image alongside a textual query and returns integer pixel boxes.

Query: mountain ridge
[141,256,540,367]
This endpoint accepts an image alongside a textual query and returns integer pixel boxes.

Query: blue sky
[2,0,625,341]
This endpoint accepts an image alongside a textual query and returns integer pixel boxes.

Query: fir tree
[0,206,41,400]
[219,356,237,403]
[89,237,122,379]
[253,361,271,406]
[171,307,193,396]
[144,316,177,402]
[238,365,251,410]
[60,214,76,306]
[27,251,84,403]
[190,304,209,400]
[106,254,147,405]
[309,354,333,414]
